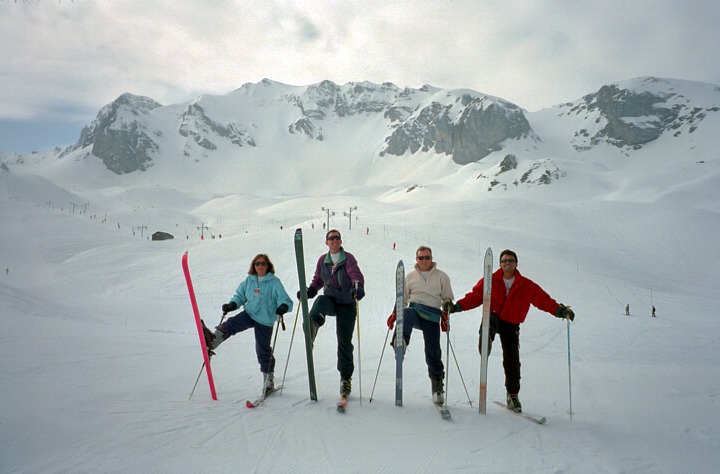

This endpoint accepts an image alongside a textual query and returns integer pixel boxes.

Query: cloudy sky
[2,0,719,152]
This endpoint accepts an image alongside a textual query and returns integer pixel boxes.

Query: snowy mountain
[3,76,718,201]
[1,76,720,472]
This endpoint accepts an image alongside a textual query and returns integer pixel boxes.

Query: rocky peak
[382,93,535,165]
[563,77,720,150]
[60,93,162,174]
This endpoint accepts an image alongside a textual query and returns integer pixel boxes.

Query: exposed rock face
[61,93,162,174]
[562,77,720,151]
[179,104,255,151]
[54,77,718,177]
[381,94,535,165]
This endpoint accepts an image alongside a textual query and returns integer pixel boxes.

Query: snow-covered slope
[1,76,719,472]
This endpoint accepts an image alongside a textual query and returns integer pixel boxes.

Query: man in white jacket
[387,246,454,404]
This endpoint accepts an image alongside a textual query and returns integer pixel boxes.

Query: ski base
[337,396,348,413]
[493,401,546,424]
[435,403,451,420]
[246,386,282,408]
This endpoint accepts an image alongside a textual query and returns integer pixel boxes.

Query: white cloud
[1,0,719,128]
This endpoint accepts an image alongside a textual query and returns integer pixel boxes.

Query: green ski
[294,228,318,401]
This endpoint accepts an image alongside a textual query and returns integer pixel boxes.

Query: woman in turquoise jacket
[204,254,293,393]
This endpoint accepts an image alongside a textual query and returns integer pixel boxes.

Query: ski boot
[262,372,275,395]
[340,378,352,397]
[506,393,522,413]
[431,375,445,405]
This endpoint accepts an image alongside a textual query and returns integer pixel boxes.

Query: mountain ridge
[1,76,718,203]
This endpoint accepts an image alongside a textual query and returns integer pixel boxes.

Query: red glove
[387,310,397,329]
[440,312,449,332]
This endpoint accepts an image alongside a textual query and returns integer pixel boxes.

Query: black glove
[443,301,461,314]
[296,287,318,300]
[352,285,365,301]
[222,301,238,313]
[276,304,288,315]
[555,304,575,321]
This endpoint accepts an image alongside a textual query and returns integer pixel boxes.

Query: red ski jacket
[456,268,559,325]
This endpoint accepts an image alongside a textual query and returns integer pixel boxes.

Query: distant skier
[444,249,575,413]
[626,304,630,316]
[386,246,454,405]
[652,306,656,318]
[298,229,365,398]
[203,254,293,394]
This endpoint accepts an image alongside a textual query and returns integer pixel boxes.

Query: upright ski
[181,251,218,401]
[395,260,405,407]
[493,401,546,424]
[479,247,493,413]
[294,228,318,401]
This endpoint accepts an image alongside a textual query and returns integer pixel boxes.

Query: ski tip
[246,401,255,408]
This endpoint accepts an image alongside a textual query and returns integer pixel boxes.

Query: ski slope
[1,165,719,472]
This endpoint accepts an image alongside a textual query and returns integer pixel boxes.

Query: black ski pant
[399,307,444,379]
[309,295,357,380]
[479,313,521,395]
[217,311,275,374]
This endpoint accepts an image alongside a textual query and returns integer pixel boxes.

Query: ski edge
[492,401,546,424]
[435,403,451,420]
[246,386,282,408]
[182,251,218,401]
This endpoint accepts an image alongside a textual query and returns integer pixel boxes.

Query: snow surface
[2,81,720,473]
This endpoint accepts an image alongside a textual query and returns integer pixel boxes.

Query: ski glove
[222,301,238,313]
[440,312,449,332]
[296,287,318,300]
[555,304,575,321]
[443,301,461,314]
[276,304,288,316]
[387,310,397,329]
[352,285,365,301]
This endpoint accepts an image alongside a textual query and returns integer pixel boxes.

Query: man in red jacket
[444,249,575,413]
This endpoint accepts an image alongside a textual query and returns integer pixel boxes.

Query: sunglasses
[416,255,432,261]
[500,259,516,264]
[327,235,341,241]
[254,261,268,266]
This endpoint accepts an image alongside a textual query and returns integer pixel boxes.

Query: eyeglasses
[416,255,432,261]
[254,261,268,266]
[500,259,516,264]
[327,235,341,241]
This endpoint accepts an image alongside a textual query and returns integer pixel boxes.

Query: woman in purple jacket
[299,229,365,398]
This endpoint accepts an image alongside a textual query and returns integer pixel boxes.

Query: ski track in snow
[2,144,720,472]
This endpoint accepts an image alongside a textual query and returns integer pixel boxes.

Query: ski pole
[189,362,206,401]
[444,313,450,408]
[567,316,573,419]
[448,338,473,406]
[369,326,391,402]
[189,312,226,400]
[258,315,285,407]
[355,294,363,405]
[280,304,301,395]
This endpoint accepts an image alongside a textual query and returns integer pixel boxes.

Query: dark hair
[416,246,432,256]
[248,254,275,275]
[325,229,342,240]
[499,249,518,263]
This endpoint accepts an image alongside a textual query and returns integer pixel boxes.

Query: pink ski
[182,251,218,400]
